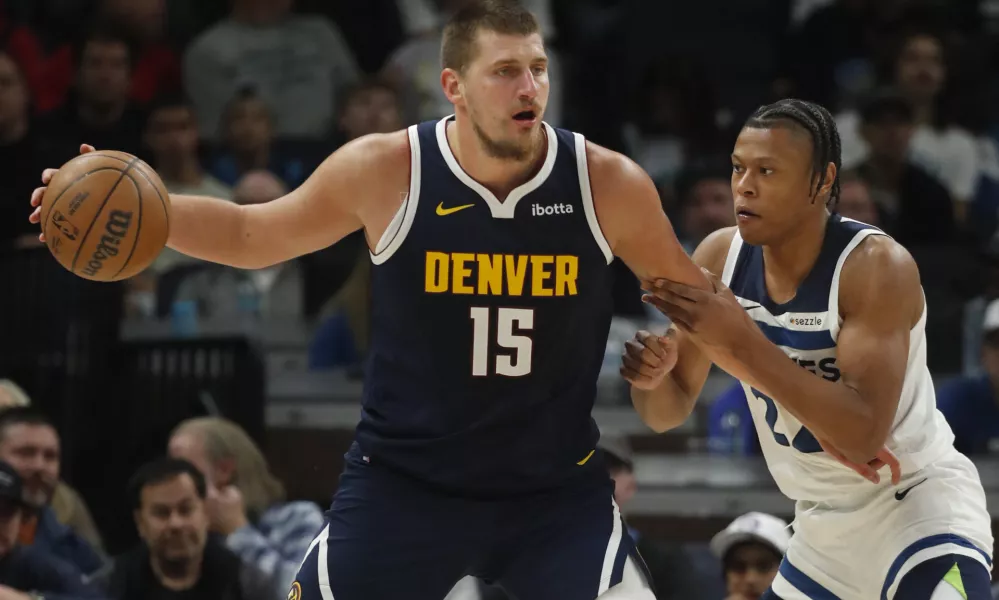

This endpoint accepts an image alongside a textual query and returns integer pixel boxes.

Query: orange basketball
[40,150,171,282]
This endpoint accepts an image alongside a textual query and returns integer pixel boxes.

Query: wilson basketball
[40,150,171,282]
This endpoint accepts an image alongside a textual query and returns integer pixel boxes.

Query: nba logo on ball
[287,582,302,600]
[39,150,171,282]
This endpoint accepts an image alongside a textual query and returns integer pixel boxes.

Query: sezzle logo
[80,210,133,278]
[531,203,574,216]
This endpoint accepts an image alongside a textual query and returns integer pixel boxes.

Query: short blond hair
[172,417,285,520]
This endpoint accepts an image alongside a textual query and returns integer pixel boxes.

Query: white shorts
[770,449,993,599]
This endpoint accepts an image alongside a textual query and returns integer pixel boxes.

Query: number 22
[470,307,534,377]
[750,387,822,453]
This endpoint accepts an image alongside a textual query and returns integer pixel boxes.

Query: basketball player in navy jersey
[29,2,719,598]
[624,99,993,599]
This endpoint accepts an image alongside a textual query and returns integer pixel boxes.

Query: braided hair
[743,99,842,210]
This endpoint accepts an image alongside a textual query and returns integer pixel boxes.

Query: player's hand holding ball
[28,143,170,282]
[620,329,678,390]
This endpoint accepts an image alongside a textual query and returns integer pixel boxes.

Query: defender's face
[453,30,549,160]
[731,126,827,246]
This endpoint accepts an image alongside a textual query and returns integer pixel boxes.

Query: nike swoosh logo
[895,478,927,501]
[436,202,475,216]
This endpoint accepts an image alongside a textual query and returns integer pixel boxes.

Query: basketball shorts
[766,449,993,599]
[290,453,655,600]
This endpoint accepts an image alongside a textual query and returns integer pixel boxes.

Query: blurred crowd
[0,0,998,597]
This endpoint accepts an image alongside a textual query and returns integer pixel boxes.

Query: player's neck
[761,211,829,300]
[446,119,545,202]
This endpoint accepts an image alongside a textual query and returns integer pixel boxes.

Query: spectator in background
[308,252,370,370]
[106,458,275,600]
[0,50,71,251]
[852,88,955,246]
[839,31,979,218]
[0,408,103,577]
[672,161,735,253]
[938,298,999,455]
[167,418,324,595]
[835,170,883,226]
[208,87,311,189]
[710,513,790,600]
[170,171,305,320]
[145,95,231,199]
[97,0,181,105]
[0,391,103,556]
[336,79,404,144]
[38,28,145,156]
[0,460,107,599]
[183,0,359,140]
[621,57,725,195]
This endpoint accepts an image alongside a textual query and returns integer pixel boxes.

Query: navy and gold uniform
[293,117,652,600]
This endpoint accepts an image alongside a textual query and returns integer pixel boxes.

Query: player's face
[449,30,549,161]
[724,543,781,599]
[0,424,59,508]
[731,126,831,246]
[896,35,945,102]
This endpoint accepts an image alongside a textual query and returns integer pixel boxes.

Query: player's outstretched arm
[643,235,920,465]
[585,142,713,291]
[165,131,410,269]
[30,134,410,270]
[622,228,735,432]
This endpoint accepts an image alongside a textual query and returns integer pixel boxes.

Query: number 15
[470,307,534,377]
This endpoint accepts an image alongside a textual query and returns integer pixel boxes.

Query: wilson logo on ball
[80,210,133,278]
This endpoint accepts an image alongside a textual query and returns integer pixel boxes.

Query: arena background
[1,0,998,598]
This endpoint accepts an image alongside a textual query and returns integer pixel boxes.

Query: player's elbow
[838,421,891,465]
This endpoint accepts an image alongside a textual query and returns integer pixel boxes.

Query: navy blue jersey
[352,116,615,496]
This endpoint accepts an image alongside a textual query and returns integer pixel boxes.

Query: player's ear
[441,68,464,105]
[815,162,837,201]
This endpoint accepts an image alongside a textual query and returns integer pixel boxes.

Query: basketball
[40,150,171,282]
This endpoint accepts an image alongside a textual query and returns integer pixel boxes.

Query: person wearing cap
[710,512,790,600]
[938,298,999,455]
[851,87,955,247]
[0,460,107,599]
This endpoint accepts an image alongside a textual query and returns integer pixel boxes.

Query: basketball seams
[42,166,133,251]
[127,162,170,222]
[110,173,142,280]
[69,157,139,274]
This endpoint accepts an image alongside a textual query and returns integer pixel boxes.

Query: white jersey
[721,215,993,599]
[720,214,953,502]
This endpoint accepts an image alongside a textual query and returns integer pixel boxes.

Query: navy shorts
[290,454,651,600]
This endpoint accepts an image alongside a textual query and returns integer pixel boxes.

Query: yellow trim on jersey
[577,449,595,465]
[942,562,967,600]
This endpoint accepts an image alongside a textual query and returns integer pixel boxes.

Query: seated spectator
[0,460,107,599]
[183,0,359,140]
[707,383,761,456]
[852,89,955,246]
[97,0,182,105]
[0,408,104,577]
[0,390,103,554]
[838,31,979,217]
[336,79,404,145]
[938,298,999,455]
[710,512,790,600]
[208,87,313,189]
[835,171,883,227]
[134,94,234,312]
[37,28,146,157]
[170,171,304,320]
[168,418,325,594]
[106,458,275,600]
[672,160,735,253]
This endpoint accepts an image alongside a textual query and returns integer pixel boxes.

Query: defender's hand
[620,329,677,390]
[29,143,96,242]
[819,437,901,485]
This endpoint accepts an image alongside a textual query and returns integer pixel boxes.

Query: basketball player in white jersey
[622,98,993,599]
